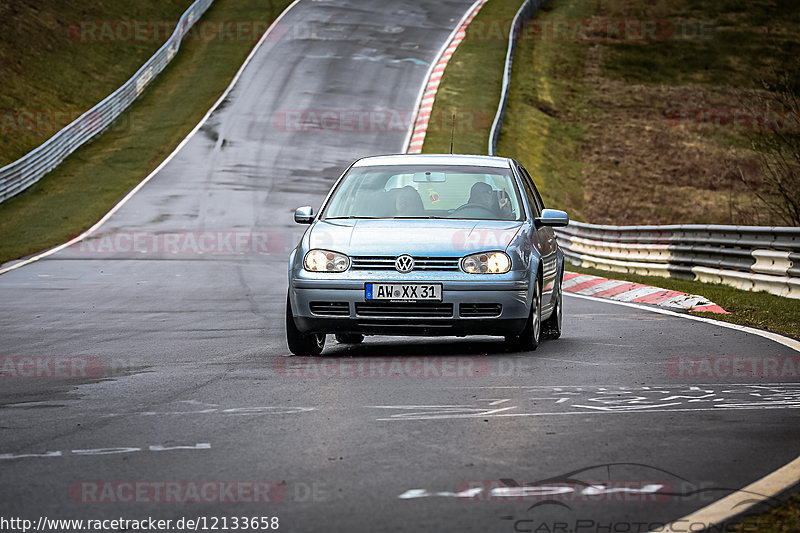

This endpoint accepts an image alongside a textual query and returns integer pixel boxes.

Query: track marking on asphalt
[482,399,511,405]
[654,455,800,532]
[535,356,602,366]
[0,443,210,461]
[368,385,800,420]
[368,405,517,420]
[0,0,305,276]
[565,292,800,353]
[101,405,315,418]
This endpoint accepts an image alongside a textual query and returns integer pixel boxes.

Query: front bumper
[289,276,531,337]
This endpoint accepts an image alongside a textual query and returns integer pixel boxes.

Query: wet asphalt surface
[1,1,799,531]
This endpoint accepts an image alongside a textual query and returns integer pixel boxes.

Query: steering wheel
[449,203,497,219]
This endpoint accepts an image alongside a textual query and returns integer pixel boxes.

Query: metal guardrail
[488,0,545,156]
[0,0,215,203]
[555,222,800,299]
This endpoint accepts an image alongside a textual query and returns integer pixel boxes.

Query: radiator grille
[351,256,460,271]
[355,302,453,318]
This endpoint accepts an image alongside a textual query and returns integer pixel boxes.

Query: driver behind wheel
[467,182,512,219]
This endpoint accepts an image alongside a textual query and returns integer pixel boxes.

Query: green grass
[733,494,800,533]
[421,0,526,156]
[0,0,192,166]
[0,0,292,264]
[568,263,800,339]
[602,1,800,87]
[495,0,594,221]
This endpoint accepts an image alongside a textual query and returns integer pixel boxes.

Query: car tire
[335,333,364,344]
[542,274,562,340]
[506,280,541,351]
[285,295,325,356]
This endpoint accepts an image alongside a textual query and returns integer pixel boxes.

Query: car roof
[351,154,513,169]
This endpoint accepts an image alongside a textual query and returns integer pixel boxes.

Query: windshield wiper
[325,216,379,219]
[391,216,447,219]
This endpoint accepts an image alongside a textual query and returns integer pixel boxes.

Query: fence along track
[0,0,215,203]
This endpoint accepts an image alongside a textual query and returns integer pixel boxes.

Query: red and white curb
[405,0,488,154]
[563,272,728,314]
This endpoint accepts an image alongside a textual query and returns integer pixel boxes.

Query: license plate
[365,283,442,301]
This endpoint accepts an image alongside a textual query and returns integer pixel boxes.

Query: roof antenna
[449,113,455,154]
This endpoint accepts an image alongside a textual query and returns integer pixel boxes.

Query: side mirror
[294,206,314,224]
[536,208,569,228]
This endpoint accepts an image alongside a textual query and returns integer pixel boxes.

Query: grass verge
[421,0,526,156]
[496,0,593,221]
[0,0,292,265]
[733,493,800,533]
[0,0,192,166]
[498,0,800,225]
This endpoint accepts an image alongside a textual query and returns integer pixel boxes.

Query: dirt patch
[578,30,781,225]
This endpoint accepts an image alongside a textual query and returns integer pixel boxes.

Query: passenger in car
[392,186,426,217]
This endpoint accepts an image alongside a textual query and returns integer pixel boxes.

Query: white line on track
[565,292,800,354]
[653,455,800,533]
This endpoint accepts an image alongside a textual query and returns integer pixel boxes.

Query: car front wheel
[506,280,541,351]
[285,294,325,356]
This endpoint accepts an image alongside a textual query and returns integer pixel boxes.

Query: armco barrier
[0,0,215,203]
[556,222,800,299]
[488,0,545,156]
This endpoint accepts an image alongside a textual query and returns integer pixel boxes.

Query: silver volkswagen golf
[286,154,569,355]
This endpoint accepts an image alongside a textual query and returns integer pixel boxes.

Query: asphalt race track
[1,1,799,531]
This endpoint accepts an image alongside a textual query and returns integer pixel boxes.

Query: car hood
[309,219,523,255]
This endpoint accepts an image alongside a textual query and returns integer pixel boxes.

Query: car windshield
[322,164,523,220]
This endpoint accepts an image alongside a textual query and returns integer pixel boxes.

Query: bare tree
[739,67,800,226]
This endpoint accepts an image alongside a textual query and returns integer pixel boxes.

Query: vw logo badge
[395,255,414,273]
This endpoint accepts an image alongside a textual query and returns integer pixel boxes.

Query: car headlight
[461,251,511,274]
[304,249,350,272]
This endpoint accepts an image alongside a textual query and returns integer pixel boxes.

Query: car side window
[519,164,546,213]
[515,164,542,217]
